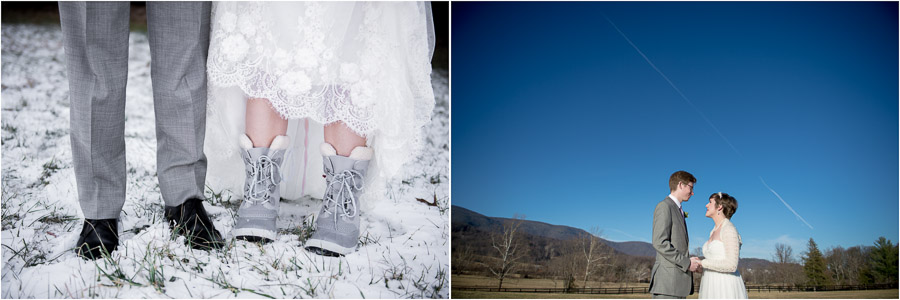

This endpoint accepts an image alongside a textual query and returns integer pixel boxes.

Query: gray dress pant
[59,2,211,219]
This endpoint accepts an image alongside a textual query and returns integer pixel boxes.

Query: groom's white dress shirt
[668,194,681,208]
[668,194,684,217]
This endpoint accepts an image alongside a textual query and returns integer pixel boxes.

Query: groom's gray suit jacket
[649,197,694,297]
[59,2,211,219]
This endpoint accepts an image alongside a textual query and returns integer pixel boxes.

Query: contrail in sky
[603,14,813,230]
[608,228,650,243]
[760,177,814,229]
[602,15,742,158]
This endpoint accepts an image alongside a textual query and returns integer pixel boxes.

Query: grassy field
[453,275,898,299]
[452,274,649,289]
[452,290,648,299]
[451,289,899,299]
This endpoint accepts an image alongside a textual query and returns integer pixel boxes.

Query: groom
[649,170,701,298]
[59,2,223,259]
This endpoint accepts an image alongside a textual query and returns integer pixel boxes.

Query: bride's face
[705,198,720,218]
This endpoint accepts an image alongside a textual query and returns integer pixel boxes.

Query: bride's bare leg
[324,121,367,156]
[245,97,288,147]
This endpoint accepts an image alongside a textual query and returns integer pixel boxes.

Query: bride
[203,2,435,256]
[696,192,749,298]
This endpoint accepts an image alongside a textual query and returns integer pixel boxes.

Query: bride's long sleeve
[701,220,742,273]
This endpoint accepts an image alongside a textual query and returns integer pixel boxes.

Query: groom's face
[678,182,695,202]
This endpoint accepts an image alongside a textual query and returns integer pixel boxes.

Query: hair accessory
[718,192,723,199]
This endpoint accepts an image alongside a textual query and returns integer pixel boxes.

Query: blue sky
[451,2,898,260]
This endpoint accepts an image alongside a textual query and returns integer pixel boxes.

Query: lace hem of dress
[209,72,375,138]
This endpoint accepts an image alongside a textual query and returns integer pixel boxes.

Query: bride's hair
[709,192,738,219]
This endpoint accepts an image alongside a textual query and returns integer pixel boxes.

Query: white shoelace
[322,169,364,224]
[244,153,283,205]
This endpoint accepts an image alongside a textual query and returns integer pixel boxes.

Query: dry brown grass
[453,274,649,289]
[451,290,647,299]
[746,289,898,299]
[451,289,898,299]
[452,275,897,299]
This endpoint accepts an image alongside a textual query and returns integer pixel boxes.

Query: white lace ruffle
[205,2,435,204]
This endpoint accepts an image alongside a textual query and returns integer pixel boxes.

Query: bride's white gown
[203,2,435,208]
[699,219,749,299]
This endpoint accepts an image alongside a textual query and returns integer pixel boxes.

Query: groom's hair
[668,170,696,192]
[710,192,738,218]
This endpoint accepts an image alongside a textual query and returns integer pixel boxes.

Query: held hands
[689,256,703,272]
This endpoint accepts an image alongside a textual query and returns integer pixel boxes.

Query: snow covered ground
[0,24,449,298]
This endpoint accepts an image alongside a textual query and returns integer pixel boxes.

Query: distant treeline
[453,215,899,289]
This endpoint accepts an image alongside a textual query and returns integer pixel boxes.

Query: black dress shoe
[164,198,225,250]
[75,219,119,260]
[305,246,343,257]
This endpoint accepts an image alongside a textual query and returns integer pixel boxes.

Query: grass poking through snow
[1,24,449,298]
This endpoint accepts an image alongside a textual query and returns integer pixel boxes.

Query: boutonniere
[683,212,689,218]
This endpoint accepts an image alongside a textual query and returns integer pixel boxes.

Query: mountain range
[452,205,774,269]
[452,205,657,257]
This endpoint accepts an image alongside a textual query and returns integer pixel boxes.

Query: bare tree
[627,257,650,285]
[825,246,851,285]
[774,243,794,264]
[452,243,474,275]
[773,243,796,286]
[579,227,612,288]
[844,245,869,285]
[488,214,525,289]
[598,248,620,284]
[611,257,627,288]
[548,243,580,292]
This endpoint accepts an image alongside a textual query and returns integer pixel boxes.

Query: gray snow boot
[233,134,289,243]
[305,142,372,256]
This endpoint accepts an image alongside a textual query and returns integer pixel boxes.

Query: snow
[1,24,449,298]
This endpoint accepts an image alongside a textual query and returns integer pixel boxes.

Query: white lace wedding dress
[203,2,435,207]
[699,219,749,299]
